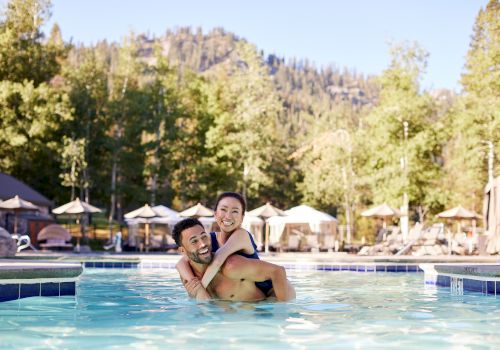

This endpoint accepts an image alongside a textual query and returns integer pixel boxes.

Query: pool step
[420,263,500,296]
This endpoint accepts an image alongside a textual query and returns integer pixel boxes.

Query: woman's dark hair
[214,192,246,213]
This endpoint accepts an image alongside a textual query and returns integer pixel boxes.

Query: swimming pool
[0,269,499,349]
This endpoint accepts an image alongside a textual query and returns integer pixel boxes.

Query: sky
[37,0,490,91]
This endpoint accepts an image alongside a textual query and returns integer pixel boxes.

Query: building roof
[0,173,52,207]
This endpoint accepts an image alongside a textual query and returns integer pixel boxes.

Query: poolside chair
[283,234,300,252]
[37,224,73,251]
[303,234,320,252]
[321,234,335,252]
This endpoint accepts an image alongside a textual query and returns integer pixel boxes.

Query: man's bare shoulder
[221,254,250,273]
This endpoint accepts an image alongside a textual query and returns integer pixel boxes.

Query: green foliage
[205,41,284,199]
[362,42,445,220]
[59,136,87,200]
[0,0,495,233]
[0,0,65,85]
[444,0,500,210]
[0,80,73,200]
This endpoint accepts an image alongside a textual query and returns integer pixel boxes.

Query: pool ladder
[450,277,464,295]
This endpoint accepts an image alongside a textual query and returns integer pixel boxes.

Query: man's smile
[198,247,210,258]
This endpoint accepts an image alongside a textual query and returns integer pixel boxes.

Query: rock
[0,227,16,257]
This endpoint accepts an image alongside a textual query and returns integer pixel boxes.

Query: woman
[176,192,273,297]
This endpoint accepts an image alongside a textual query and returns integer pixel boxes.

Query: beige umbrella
[248,202,285,253]
[437,205,482,255]
[361,203,401,228]
[53,198,101,215]
[124,204,168,252]
[52,198,102,249]
[0,195,39,234]
[179,203,214,218]
[437,205,482,234]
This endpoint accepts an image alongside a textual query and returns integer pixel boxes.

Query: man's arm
[221,255,295,301]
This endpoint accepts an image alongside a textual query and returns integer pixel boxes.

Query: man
[172,218,295,301]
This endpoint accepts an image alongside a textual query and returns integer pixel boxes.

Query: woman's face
[215,196,244,233]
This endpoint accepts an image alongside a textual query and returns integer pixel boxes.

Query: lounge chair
[303,235,320,252]
[321,234,335,252]
[283,235,300,252]
[39,238,73,250]
[37,224,73,251]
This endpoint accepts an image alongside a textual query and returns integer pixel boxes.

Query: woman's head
[214,192,246,233]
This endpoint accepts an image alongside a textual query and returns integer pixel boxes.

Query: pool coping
[0,259,82,302]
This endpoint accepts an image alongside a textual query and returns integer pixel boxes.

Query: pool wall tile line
[82,261,426,274]
[424,274,498,296]
[83,262,139,269]
[0,281,76,302]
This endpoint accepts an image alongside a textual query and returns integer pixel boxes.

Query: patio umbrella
[248,202,285,218]
[52,198,101,215]
[52,198,102,250]
[361,203,401,228]
[0,195,39,234]
[124,204,169,252]
[437,205,482,234]
[437,205,482,255]
[179,203,214,218]
[248,202,285,253]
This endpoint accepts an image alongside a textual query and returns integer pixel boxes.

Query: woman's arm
[200,228,253,288]
[176,255,196,286]
[176,256,210,300]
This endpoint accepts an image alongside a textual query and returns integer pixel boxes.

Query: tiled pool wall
[82,260,499,296]
[1,262,497,302]
[0,280,77,302]
[82,261,424,272]
[425,273,499,295]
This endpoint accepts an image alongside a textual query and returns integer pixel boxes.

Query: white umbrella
[248,202,285,218]
[0,195,39,234]
[124,204,169,252]
[179,203,214,217]
[53,198,101,215]
[52,198,101,250]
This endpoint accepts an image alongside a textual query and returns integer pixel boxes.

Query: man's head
[214,192,246,233]
[172,218,213,264]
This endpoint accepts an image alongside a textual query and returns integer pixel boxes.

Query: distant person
[176,192,275,297]
[172,217,295,301]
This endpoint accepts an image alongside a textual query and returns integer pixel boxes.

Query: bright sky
[34,1,491,91]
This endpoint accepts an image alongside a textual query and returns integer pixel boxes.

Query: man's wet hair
[214,192,246,213]
[172,218,204,247]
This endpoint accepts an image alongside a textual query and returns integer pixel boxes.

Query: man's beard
[187,250,213,264]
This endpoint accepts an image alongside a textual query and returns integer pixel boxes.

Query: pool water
[0,269,499,349]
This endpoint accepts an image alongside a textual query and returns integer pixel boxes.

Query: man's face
[180,224,213,264]
[215,197,244,234]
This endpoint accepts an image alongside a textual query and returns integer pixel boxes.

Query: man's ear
[178,246,186,255]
